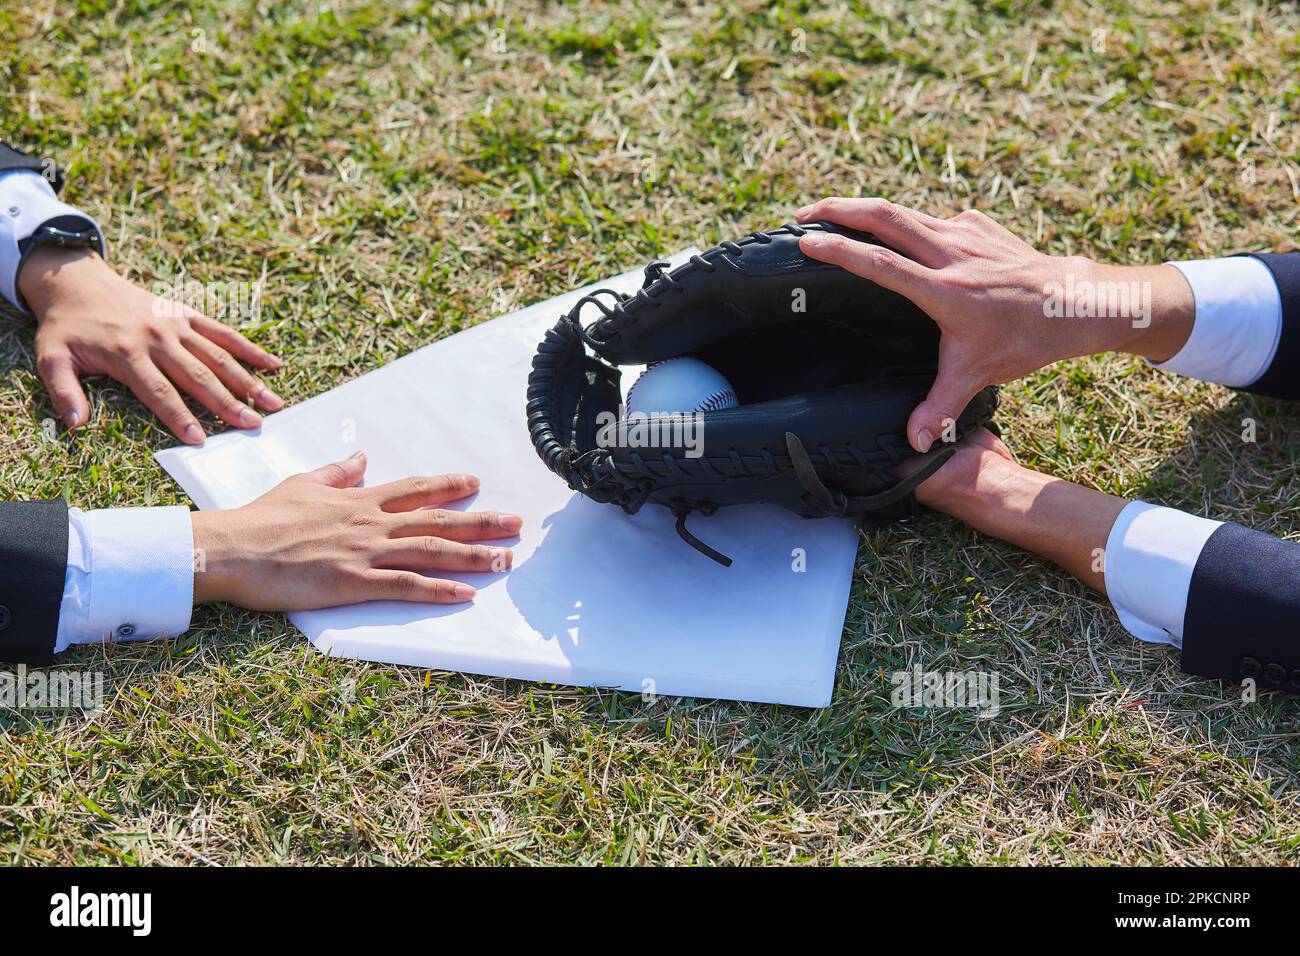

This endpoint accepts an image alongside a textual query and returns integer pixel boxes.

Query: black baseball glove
[527,221,999,566]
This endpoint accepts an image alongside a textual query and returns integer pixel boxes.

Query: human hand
[897,425,1018,521]
[190,453,522,610]
[19,245,284,444]
[793,198,1194,452]
[899,426,1124,593]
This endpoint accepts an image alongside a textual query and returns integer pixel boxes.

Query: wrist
[915,440,1025,522]
[1087,261,1195,362]
[1046,258,1149,357]
[933,453,1125,592]
[933,454,1033,529]
[17,244,106,317]
[191,509,242,605]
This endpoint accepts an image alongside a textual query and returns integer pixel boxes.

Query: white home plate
[156,249,859,706]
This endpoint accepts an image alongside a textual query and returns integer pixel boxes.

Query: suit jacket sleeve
[1181,522,1300,692]
[1237,252,1300,399]
[0,500,70,664]
[0,141,62,192]
[1176,252,1300,691]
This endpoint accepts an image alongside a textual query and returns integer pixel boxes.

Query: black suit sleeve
[1180,522,1300,692]
[0,141,63,193]
[1177,252,1300,692]
[1238,251,1300,400]
[0,145,73,660]
[0,500,69,664]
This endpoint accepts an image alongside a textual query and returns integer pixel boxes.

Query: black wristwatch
[18,216,102,258]
[14,215,103,310]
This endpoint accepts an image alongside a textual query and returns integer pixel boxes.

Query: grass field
[1,0,1298,865]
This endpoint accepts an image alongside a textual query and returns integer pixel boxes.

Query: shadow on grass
[718,390,1300,799]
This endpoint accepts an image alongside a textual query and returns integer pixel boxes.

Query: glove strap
[784,432,954,518]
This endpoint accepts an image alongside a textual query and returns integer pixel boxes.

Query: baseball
[626,357,739,415]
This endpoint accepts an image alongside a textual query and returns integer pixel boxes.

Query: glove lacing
[564,225,811,350]
[572,451,735,566]
[657,436,953,569]
[670,502,733,568]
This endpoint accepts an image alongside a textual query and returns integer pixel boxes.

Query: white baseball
[626,357,739,415]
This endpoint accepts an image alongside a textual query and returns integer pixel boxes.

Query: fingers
[387,508,523,542]
[182,332,283,412]
[35,348,91,431]
[301,451,367,488]
[121,357,206,445]
[794,197,946,264]
[906,352,985,453]
[965,425,1015,462]
[153,343,262,430]
[362,571,477,604]
[379,537,512,574]
[373,474,480,512]
[188,311,282,371]
[797,231,937,304]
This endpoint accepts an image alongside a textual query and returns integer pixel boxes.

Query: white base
[156,250,858,707]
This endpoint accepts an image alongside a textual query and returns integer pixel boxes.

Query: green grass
[1,0,1298,864]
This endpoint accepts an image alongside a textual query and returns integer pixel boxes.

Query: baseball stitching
[698,388,738,412]
[628,357,738,413]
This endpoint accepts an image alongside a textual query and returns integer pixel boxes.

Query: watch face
[17,221,103,271]
[40,225,99,246]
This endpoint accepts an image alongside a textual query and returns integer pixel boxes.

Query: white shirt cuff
[0,169,104,312]
[1154,257,1283,388]
[1104,501,1223,648]
[55,506,195,652]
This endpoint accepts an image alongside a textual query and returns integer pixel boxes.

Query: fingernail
[795,204,813,219]
[460,474,479,488]
[349,450,365,460]
[799,232,828,248]
[916,428,934,453]
[453,584,476,600]
[63,410,79,428]
[258,387,283,410]
[185,424,205,445]
[240,407,261,428]
[267,355,283,369]
[498,513,522,532]
[490,547,512,569]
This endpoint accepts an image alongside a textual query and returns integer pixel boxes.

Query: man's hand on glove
[793,198,1196,453]
[528,221,1001,564]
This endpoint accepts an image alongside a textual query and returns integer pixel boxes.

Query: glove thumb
[302,451,367,488]
[908,362,982,453]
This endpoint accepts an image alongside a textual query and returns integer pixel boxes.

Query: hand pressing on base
[190,453,522,610]
[18,245,284,444]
